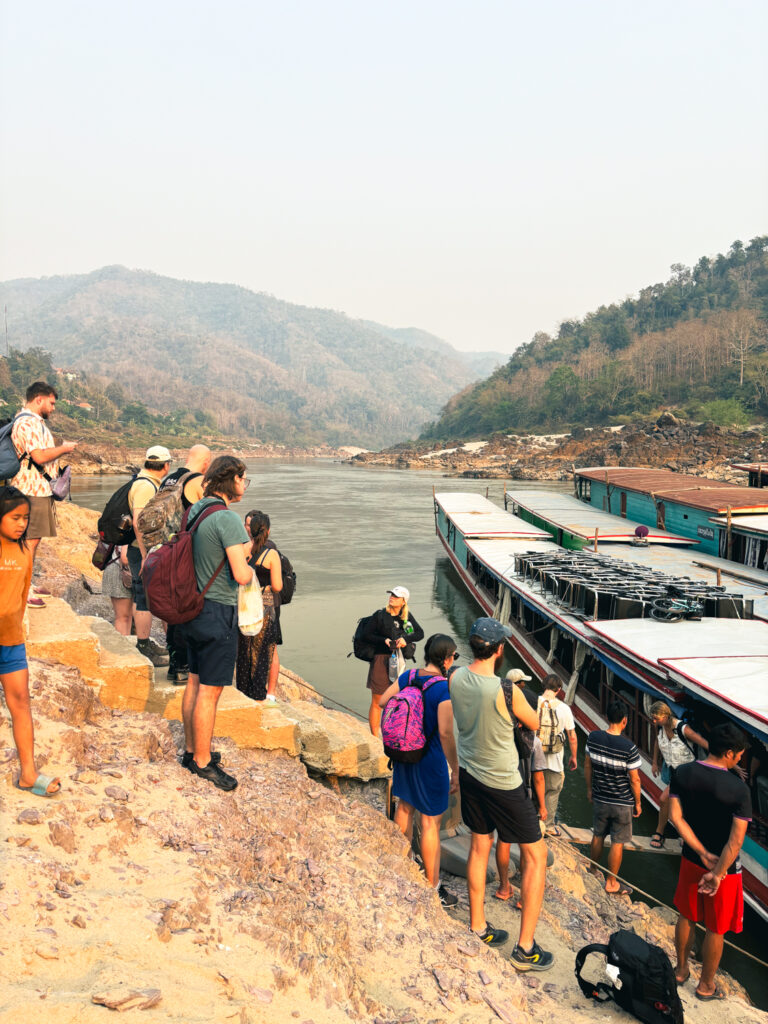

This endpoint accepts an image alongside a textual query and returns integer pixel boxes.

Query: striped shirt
[586,730,641,806]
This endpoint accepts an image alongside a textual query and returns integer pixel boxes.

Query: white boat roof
[435,492,551,539]
[466,537,560,579]
[507,490,698,545]
[587,618,768,670]
[709,513,768,537]
[660,656,768,733]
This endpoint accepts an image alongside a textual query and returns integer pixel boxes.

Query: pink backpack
[381,670,443,763]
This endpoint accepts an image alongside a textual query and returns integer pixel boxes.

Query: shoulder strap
[182,499,227,533]
[676,720,696,755]
[500,679,516,719]
[574,942,613,1002]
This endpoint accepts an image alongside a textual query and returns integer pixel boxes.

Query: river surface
[70,460,767,1004]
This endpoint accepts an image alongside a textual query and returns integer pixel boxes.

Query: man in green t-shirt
[451,618,553,972]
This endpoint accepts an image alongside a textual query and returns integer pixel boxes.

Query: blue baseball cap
[469,617,513,644]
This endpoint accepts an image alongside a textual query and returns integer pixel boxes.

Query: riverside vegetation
[1,502,764,1022]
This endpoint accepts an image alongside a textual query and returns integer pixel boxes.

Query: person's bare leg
[518,839,547,950]
[589,834,605,875]
[495,840,514,900]
[27,537,40,565]
[674,914,696,983]
[182,673,200,753]
[419,814,442,889]
[697,930,725,997]
[133,608,152,641]
[192,684,223,766]
[655,787,670,838]
[605,841,624,892]
[110,597,132,635]
[266,650,279,697]
[368,696,382,736]
[2,668,59,792]
[394,799,414,843]
[467,831,494,932]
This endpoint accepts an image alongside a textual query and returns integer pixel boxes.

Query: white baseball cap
[145,445,172,463]
[387,586,410,600]
[506,668,532,683]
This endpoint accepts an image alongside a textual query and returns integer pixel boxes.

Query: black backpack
[575,930,684,1024]
[350,614,377,662]
[97,475,158,545]
[278,550,296,604]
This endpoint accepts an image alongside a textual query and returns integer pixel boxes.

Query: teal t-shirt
[450,666,521,790]
[189,498,249,606]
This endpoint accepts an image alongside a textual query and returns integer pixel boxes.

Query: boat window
[656,502,666,529]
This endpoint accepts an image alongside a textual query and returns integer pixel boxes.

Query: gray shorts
[26,495,57,539]
[592,801,633,844]
[101,558,133,600]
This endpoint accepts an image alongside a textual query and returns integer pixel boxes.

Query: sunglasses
[452,652,460,660]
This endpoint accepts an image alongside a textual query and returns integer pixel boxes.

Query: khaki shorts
[26,495,57,539]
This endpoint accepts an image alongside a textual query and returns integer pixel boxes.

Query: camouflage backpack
[136,471,197,552]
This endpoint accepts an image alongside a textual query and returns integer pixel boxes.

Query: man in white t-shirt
[537,675,578,837]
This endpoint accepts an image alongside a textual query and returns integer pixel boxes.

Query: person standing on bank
[537,675,578,837]
[362,586,423,736]
[649,700,708,849]
[669,723,751,1001]
[10,382,77,606]
[181,456,253,791]
[377,633,460,908]
[236,511,283,703]
[584,701,642,894]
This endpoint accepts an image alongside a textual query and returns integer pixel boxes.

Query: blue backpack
[0,412,35,481]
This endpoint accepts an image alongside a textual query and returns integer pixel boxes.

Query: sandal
[694,986,725,1001]
[547,826,562,838]
[15,774,61,797]
[606,883,634,897]
[650,832,665,849]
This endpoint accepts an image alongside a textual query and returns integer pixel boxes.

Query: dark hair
[542,674,561,692]
[424,633,456,675]
[248,510,271,554]
[708,723,748,758]
[144,459,169,471]
[203,455,246,500]
[606,700,628,724]
[469,634,501,661]
[26,381,57,402]
[0,486,31,548]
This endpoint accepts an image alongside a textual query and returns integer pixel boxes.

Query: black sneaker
[438,885,458,908]
[510,940,554,972]
[189,758,238,791]
[182,750,221,770]
[471,923,509,947]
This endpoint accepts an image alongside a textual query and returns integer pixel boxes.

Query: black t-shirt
[670,761,752,873]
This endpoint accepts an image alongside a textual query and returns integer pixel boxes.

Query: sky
[1,1,766,354]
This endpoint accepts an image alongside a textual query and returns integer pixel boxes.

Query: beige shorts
[26,495,57,540]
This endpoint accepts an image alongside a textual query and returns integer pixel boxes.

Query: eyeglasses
[239,476,251,491]
[452,652,460,660]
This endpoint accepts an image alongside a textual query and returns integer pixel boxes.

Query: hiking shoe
[510,940,554,972]
[137,639,170,667]
[167,666,189,684]
[189,758,237,791]
[438,885,459,908]
[182,750,221,770]
[471,924,509,947]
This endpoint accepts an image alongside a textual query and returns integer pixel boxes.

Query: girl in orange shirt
[0,486,60,796]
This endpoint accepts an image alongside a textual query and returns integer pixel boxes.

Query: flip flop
[606,883,634,896]
[650,832,665,849]
[547,826,562,838]
[494,889,514,902]
[15,774,61,797]
[675,970,690,986]
[695,986,725,1001]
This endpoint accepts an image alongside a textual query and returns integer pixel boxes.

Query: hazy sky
[1,1,766,353]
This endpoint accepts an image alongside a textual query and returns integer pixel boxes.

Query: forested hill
[421,237,768,439]
[0,267,488,447]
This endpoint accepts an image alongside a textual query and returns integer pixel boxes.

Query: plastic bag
[238,574,264,636]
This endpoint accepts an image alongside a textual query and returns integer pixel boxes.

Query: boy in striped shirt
[584,700,642,894]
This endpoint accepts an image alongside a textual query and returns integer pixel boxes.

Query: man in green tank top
[451,618,554,972]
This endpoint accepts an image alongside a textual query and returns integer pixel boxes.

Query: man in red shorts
[669,722,751,1001]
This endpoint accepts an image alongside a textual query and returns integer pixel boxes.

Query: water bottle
[388,646,399,683]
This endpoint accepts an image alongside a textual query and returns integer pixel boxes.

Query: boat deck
[435,492,552,538]
[508,490,698,544]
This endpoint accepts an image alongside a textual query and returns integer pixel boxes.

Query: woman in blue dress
[378,634,460,907]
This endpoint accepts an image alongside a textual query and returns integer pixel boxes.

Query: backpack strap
[574,942,613,1002]
[500,679,516,721]
[181,500,229,595]
[675,720,696,757]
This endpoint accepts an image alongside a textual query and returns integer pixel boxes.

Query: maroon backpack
[141,501,228,625]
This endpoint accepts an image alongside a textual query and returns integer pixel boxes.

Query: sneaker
[510,940,554,972]
[438,885,458,908]
[172,668,189,684]
[471,923,509,947]
[27,595,46,608]
[189,758,237,792]
[137,639,170,668]
[182,750,221,770]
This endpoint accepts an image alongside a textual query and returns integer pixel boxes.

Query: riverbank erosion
[351,417,768,482]
[1,506,764,1022]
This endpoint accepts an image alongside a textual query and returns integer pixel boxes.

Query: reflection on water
[69,460,767,1002]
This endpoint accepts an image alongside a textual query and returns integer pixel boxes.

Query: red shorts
[674,856,743,935]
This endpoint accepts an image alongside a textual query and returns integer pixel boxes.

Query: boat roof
[434,492,551,539]
[575,467,768,514]
[660,656,768,733]
[587,617,768,669]
[508,490,698,545]
[709,512,768,537]
[466,537,560,579]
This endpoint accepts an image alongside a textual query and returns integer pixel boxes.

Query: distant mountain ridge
[0,266,492,447]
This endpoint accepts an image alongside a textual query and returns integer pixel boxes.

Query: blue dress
[391,669,451,817]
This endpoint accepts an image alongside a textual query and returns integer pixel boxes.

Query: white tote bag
[238,575,264,636]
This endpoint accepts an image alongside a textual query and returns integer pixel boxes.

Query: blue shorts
[0,643,28,675]
[127,545,148,612]
[185,600,237,687]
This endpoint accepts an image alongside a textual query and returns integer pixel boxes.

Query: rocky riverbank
[1,505,764,1022]
[351,416,768,483]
